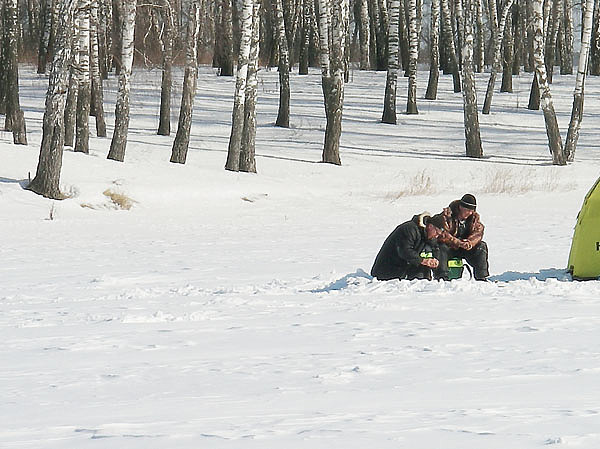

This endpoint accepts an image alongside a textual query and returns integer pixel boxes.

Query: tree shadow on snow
[311,269,373,293]
[490,268,572,282]
[0,177,29,188]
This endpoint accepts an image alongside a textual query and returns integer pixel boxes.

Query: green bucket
[448,258,464,280]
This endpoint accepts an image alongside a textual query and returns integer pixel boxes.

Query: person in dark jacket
[371,213,447,281]
[437,193,489,281]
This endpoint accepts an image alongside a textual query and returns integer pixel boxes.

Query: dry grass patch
[80,189,136,210]
[480,167,576,194]
[386,170,436,200]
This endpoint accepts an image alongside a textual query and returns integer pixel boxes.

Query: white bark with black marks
[28,0,78,199]
[3,0,28,144]
[107,0,137,162]
[565,0,595,162]
[482,0,515,114]
[75,0,91,154]
[225,0,254,171]
[158,0,174,136]
[425,0,440,100]
[317,0,348,165]
[440,0,461,92]
[275,0,290,128]
[461,0,482,158]
[90,0,107,137]
[239,0,260,173]
[382,0,400,122]
[532,0,565,165]
[170,0,201,164]
[406,0,418,114]
[358,0,370,69]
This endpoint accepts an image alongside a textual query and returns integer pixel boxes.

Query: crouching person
[437,194,489,281]
[371,213,447,281]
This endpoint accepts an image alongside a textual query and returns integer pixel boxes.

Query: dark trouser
[437,241,489,280]
[374,263,432,281]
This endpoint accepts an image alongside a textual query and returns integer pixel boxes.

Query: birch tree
[274,0,290,127]
[532,0,565,165]
[75,0,92,154]
[225,0,255,171]
[170,0,201,164]
[37,0,52,74]
[316,0,349,165]
[90,0,107,137]
[382,0,400,123]
[564,0,595,162]
[28,0,77,199]
[2,0,28,145]
[239,0,260,173]
[500,11,514,92]
[462,0,482,157]
[440,0,461,92]
[560,0,573,75]
[358,0,370,69]
[482,0,515,114]
[425,0,440,99]
[406,0,419,114]
[158,0,174,135]
[107,0,137,162]
[545,0,562,83]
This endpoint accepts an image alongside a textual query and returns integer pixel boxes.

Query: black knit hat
[427,213,446,230]
[459,193,477,210]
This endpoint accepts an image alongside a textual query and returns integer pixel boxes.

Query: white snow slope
[2,66,600,448]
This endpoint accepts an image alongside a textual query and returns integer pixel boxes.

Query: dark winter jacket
[371,213,438,280]
[438,200,485,250]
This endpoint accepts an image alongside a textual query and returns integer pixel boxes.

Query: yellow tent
[568,177,600,280]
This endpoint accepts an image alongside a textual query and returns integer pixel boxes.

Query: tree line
[0,0,598,200]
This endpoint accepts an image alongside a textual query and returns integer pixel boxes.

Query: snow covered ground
[2,65,600,448]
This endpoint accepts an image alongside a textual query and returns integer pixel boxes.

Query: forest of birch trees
[0,0,599,199]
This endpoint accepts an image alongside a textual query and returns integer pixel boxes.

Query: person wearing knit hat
[437,194,489,281]
[371,212,448,281]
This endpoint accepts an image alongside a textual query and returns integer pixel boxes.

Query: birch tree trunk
[75,0,92,154]
[500,12,514,92]
[425,0,440,99]
[545,0,562,84]
[275,0,290,127]
[462,0,482,157]
[239,0,260,173]
[220,0,234,76]
[406,0,418,114]
[590,0,600,75]
[318,0,348,165]
[482,0,515,114]
[564,0,594,162]
[474,0,484,72]
[107,0,136,162]
[90,0,107,137]
[225,0,254,171]
[440,0,461,92]
[3,0,28,145]
[560,0,573,75]
[37,0,52,74]
[28,0,77,199]
[359,0,370,69]
[158,0,173,136]
[299,0,313,74]
[382,0,400,122]
[532,0,565,165]
[170,0,201,164]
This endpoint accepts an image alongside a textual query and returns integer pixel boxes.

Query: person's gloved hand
[421,258,439,268]
[459,240,472,251]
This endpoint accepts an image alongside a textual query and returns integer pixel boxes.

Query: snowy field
[2,65,600,448]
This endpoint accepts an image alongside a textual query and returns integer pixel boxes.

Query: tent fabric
[568,177,600,280]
